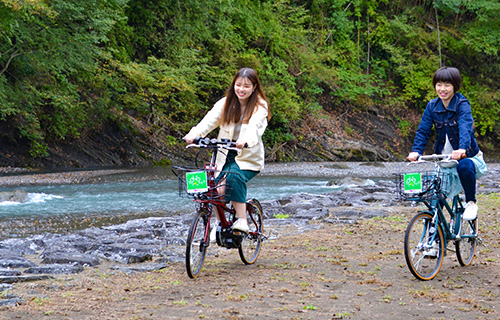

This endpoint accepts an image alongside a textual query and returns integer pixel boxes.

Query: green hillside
[1,0,499,167]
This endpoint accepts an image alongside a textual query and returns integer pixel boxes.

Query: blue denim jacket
[412,92,479,157]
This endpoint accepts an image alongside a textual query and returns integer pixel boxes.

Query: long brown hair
[221,67,270,125]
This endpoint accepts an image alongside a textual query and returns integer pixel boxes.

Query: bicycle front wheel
[455,217,478,266]
[404,212,444,281]
[238,199,263,265]
[186,208,209,278]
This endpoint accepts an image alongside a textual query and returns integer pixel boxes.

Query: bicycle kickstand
[262,229,279,241]
[477,237,483,246]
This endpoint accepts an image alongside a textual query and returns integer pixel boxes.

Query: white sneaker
[463,201,478,221]
[232,219,249,233]
[210,225,217,243]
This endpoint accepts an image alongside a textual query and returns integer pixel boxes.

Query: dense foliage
[1,0,499,159]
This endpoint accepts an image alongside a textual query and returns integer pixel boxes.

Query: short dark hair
[432,67,461,92]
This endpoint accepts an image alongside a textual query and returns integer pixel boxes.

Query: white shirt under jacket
[186,97,269,173]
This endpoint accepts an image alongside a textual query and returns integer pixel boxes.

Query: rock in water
[0,190,29,203]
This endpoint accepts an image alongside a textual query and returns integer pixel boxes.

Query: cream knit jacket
[186,97,269,172]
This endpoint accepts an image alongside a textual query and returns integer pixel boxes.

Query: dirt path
[1,194,499,320]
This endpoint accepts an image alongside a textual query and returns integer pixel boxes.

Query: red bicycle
[173,138,265,278]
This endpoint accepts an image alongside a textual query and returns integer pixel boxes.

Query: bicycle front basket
[395,171,449,200]
[172,166,202,198]
[172,165,235,200]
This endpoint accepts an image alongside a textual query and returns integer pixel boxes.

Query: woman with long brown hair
[184,67,270,238]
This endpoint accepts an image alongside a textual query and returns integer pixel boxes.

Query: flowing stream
[0,166,372,218]
[0,162,498,239]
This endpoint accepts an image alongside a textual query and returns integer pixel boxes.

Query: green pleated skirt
[217,150,259,203]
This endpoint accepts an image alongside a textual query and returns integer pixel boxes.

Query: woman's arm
[457,99,474,151]
[411,102,434,155]
[236,102,269,148]
[184,98,225,143]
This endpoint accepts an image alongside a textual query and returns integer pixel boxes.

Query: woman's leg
[457,158,478,220]
[232,201,247,220]
[231,201,249,232]
[456,158,476,203]
[226,171,257,233]
[218,151,259,232]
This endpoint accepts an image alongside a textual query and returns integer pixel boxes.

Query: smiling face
[435,81,454,106]
[234,77,256,105]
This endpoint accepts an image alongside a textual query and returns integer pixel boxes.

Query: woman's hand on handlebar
[234,139,247,149]
[407,152,420,162]
[183,133,198,144]
[452,149,466,160]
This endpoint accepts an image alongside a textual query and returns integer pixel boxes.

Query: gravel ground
[0,168,136,187]
[261,161,433,178]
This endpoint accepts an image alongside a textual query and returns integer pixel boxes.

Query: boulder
[0,190,28,203]
[40,252,100,267]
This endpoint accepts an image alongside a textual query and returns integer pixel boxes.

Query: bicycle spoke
[186,209,209,278]
[455,218,477,266]
[238,199,263,265]
[404,212,444,280]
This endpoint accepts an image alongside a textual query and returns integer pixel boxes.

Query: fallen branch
[0,47,22,76]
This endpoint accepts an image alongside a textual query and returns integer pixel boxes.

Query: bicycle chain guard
[216,226,244,248]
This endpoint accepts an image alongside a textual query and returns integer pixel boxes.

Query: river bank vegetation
[1,0,499,167]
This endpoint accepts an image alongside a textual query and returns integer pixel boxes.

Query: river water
[0,162,498,238]
[0,166,368,218]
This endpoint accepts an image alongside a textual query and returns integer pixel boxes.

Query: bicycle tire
[455,217,478,266]
[404,212,444,281]
[238,199,263,265]
[186,208,209,278]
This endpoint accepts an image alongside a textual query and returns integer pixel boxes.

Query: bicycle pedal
[477,237,483,245]
[232,230,247,236]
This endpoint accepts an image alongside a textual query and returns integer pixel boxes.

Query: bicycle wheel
[238,199,263,265]
[455,217,478,266]
[404,212,445,281]
[186,208,209,278]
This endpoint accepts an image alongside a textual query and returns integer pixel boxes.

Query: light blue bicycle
[397,154,480,281]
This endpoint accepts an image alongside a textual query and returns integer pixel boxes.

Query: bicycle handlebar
[185,137,246,151]
[407,153,466,162]
[407,153,461,168]
[418,154,452,161]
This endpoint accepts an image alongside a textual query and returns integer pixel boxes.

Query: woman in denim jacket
[408,67,486,221]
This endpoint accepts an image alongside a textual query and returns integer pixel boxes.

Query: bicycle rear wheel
[455,217,478,266]
[404,212,444,281]
[238,199,263,265]
[186,208,209,278]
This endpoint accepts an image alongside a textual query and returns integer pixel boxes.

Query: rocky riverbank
[0,162,499,307]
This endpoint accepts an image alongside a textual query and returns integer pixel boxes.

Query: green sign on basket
[186,171,208,193]
[404,173,422,194]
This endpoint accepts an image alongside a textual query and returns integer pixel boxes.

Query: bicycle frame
[405,154,467,251]
[416,193,464,253]
[190,141,239,244]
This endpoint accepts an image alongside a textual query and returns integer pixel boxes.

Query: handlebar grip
[229,142,248,148]
[192,137,211,146]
